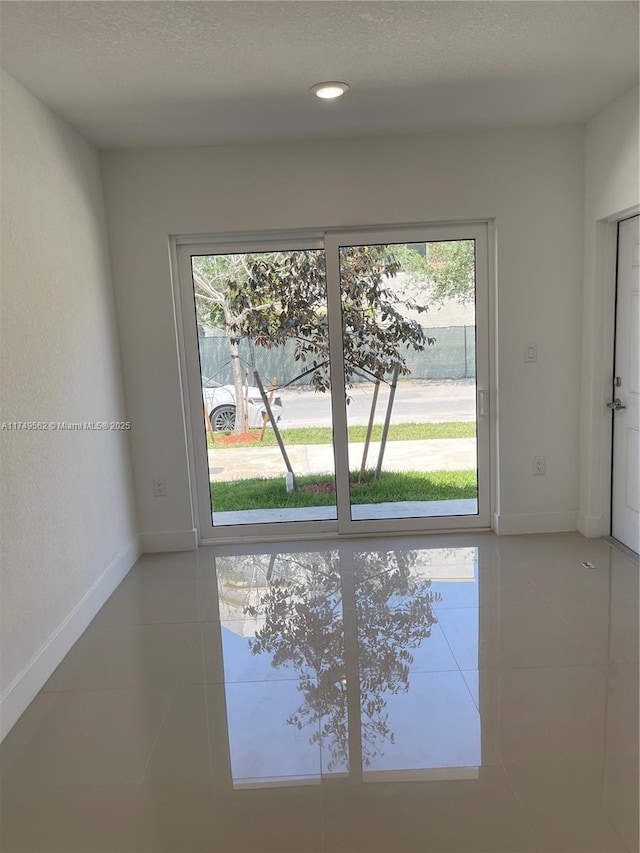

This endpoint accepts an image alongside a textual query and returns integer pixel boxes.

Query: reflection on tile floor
[1,533,637,852]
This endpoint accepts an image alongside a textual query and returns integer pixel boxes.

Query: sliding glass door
[178,223,490,539]
[187,244,337,528]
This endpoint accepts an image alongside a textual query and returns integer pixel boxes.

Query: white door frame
[610,214,639,553]
[173,221,494,545]
[579,204,639,542]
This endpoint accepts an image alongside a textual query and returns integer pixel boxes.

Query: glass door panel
[325,224,490,533]
[188,247,337,528]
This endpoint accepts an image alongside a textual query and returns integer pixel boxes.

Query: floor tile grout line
[200,627,220,788]
[40,675,321,694]
[92,618,225,627]
[39,683,185,696]
[137,624,208,785]
[40,660,614,697]
[432,616,464,675]
[433,599,584,612]
[453,664,511,781]
[494,761,544,851]
[136,683,180,785]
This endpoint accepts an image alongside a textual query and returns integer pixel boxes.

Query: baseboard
[578,512,607,538]
[0,536,140,743]
[493,511,578,535]
[140,528,198,552]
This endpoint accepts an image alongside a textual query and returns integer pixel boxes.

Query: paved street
[277,379,475,428]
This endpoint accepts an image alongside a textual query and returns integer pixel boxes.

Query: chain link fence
[199,326,475,386]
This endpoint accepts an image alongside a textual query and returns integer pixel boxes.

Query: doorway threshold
[605,536,639,565]
[212,499,478,527]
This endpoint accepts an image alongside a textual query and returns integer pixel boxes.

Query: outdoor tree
[192,246,433,433]
[390,240,475,305]
[242,246,433,392]
[244,549,442,770]
[192,252,284,434]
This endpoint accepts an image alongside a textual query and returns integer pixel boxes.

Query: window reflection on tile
[360,671,498,780]
[225,680,322,787]
[217,550,343,786]
[215,545,484,786]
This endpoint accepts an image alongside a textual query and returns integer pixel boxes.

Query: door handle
[606,398,627,411]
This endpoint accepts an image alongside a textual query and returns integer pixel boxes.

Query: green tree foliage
[193,246,433,412]
[390,239,475,305]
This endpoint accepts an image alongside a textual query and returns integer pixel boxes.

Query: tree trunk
[227,333,246,435]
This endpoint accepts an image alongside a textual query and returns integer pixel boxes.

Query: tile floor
[0,533,637,852]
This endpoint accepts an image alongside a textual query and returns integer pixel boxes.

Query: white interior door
[611,215,640,554]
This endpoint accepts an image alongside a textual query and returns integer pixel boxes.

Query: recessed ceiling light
[311,82,350,100]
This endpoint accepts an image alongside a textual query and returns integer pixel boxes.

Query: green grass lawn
[208,421,475,449]
[211,469,477,511]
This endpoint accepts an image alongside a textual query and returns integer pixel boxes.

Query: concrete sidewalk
[208,438,476,482]
[212,498,478,526]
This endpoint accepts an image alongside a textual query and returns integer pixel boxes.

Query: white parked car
[202,380,284,431]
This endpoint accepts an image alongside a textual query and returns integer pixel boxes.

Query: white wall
[101,124,585,542]
[0,71,139,738]
[579,86,639,538]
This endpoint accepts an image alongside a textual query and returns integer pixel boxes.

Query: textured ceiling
[0,0,638,148]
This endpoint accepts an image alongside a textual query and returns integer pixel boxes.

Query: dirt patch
[215,432,261,445]
[299,480,362,494]
[299,482,336,495]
